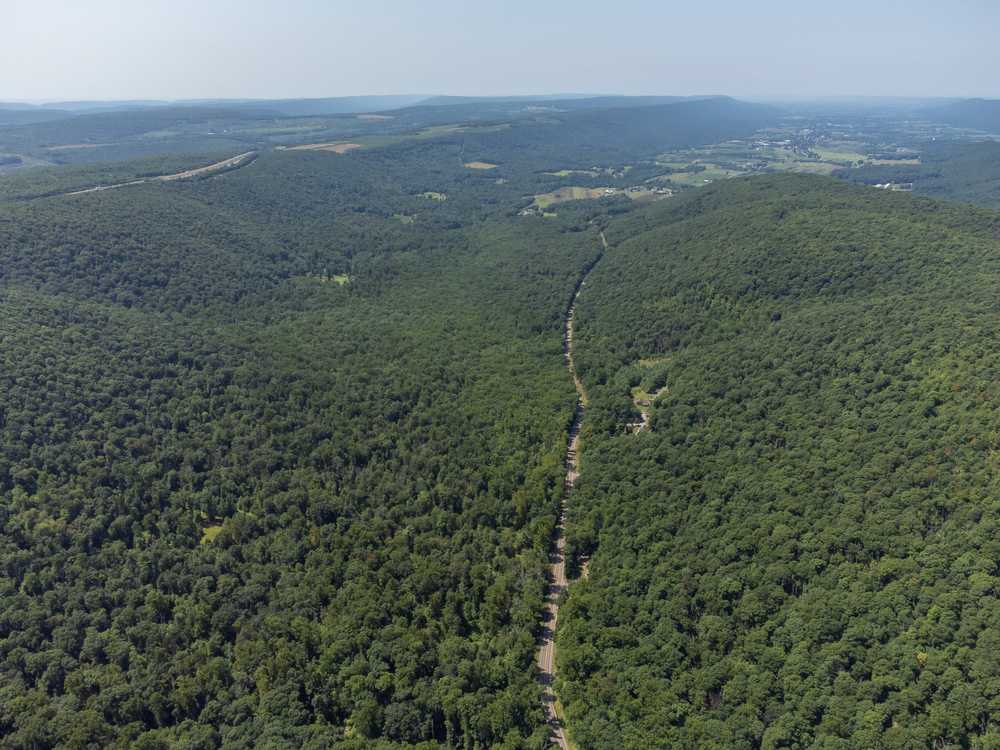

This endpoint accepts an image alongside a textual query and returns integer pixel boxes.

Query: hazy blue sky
[4,0,998,101]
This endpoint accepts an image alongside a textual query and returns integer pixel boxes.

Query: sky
[3,0,998,102]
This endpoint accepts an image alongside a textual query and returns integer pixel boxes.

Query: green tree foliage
[837,141,1000,210]
[456,97,776,172]
[0,143,604,748]
[923,98,1000,135]
[559,174,1000,749]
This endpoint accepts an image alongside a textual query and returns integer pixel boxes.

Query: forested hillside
[838,140,1000,209]
[557,175,1000,749]
[0,144,605,749]
[5,91,999,750]
[0,94,777,174]
[925,98,1000,135]
[458,97,776,170]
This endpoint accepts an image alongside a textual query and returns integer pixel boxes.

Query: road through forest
[536,230,607,749]
[61,151,258,197]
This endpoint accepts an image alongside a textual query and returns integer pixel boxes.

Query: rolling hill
[838,140,1000,209]
[0,142,606,749]
[558,174,1000,750]
[925,98,1000,134]
[3,98,1000,750]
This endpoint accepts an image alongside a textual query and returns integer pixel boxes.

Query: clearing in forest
[46,143,106,151]
[285,142,364,154]
[200,524,223,544]
[629,384,668,433]
[544,166,631,178]
[533,186,611,208]
[463,161,498,169]
[544,169,599,177]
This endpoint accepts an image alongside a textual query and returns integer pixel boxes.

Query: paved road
[536,231,605,749]
[64,152,258,197]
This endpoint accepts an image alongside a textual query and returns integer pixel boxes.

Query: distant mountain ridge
[924,97,1000,133]
[0,94,716,120]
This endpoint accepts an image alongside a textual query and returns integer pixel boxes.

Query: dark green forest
[837,141,1000,210]
[558,175,1000,749]
[3,94,1000,750]
[456,97,775,171]
[924,99,1000,136]
[0,94,774,172]
[0,143,610,749]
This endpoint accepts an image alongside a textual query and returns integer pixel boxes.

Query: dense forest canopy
[923,98,1000,135]
[2,92,1000,750]
[837,140,1000,209]
[455,97,777,170]
[558,175,1000,749]
[0,140,611,749]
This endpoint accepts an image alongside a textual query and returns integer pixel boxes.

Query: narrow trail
[536,229,607,750]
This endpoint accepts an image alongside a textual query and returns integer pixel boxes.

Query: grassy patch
[200,524,223,544]
[533,186,612,208]
[544,165,631,178]
[773,160,840,175]
[632,383,667,403]
[544,169,599,177]
[813,146,868,164]
[624,187,671,201]
[285,142,364,154]
[463,161,498,170]
[664,171,725,186]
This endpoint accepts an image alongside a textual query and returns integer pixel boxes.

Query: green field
[544,168,600,177]
[661,164,744,186]
[812,145,868,164]
[773,159,841,175]
[651,137,898,188]
[533,185,612,208]
[199,524,224,544]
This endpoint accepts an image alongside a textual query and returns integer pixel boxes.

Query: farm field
[544,168,599,177]
[646,125,939,192]
[283,141,364,153]
[532,186,613,208]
